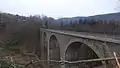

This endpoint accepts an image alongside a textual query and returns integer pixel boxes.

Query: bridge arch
[64,39,104,68]
[64,39,105,58]
[49,35,60,68]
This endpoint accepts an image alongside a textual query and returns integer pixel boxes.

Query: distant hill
[57,12,120,23]
[88,12,120,20]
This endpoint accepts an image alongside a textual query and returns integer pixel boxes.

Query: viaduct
[34,28,120,68]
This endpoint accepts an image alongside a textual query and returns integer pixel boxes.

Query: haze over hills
[57,12,120,23]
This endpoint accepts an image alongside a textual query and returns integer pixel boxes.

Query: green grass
[0,40,21,56]
[0,48,15,56]
[0,41,23,68]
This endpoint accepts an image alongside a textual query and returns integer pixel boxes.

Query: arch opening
[49,35,60,68]
[65,42,102,68]
[43,32,47,64]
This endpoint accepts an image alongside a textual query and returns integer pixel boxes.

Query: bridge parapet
[40,28,120,44]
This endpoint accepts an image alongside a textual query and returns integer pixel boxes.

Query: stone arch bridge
[35,28,120,68]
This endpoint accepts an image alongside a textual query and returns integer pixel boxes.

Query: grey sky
[0,0,119,18]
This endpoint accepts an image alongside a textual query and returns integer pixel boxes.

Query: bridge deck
[40,28,120,44]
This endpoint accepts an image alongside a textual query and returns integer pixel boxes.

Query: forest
[0,12,120,43]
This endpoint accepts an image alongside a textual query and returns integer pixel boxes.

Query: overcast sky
[0,0,119,18]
